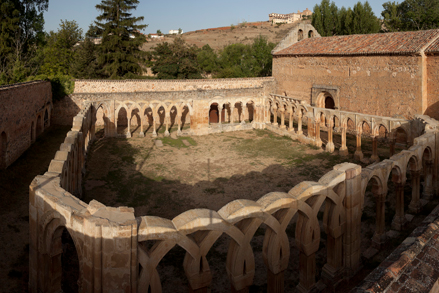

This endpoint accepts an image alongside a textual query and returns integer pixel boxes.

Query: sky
[44,0,389,35]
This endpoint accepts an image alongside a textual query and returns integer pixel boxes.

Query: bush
[27,74,75,102]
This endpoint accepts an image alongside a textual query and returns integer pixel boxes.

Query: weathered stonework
[0,81,52,168]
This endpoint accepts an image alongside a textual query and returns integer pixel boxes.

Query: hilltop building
[269,8,312,24]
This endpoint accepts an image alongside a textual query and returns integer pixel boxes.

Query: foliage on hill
[150,36,276,79]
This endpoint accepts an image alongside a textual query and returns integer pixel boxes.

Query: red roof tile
[274,29,439,56]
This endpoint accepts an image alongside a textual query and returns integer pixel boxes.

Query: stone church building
[273,29,439,120]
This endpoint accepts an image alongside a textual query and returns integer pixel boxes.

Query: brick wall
[273,55,423,119]
[0,81,52,168]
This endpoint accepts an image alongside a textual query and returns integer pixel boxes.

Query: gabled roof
[274,29,439,56]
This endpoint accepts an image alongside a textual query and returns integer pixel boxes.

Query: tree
[383,0,439,31]
[0,0,48,84]
[94,0,147,79]
[249,35,276,77]
[39,20,83,76]
[312,0,340,36]
[151,38,202,79]
[178,28,182,34]
[351,1,380,34]
[157,29,162,35]
[197,44,219,75]
[71,38,100,79]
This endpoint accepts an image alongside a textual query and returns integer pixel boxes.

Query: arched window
[308,30,314,38]
[298,29,304,41]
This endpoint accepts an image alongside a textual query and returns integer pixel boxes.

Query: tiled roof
[274,29,439,56]
[426,37,439,53]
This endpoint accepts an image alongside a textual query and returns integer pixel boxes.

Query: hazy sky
[44,0,388,35]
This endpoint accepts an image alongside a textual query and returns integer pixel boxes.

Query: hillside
[141,20,310,52]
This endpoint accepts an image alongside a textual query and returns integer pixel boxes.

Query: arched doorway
[325,96,335,109]
[36,115,43,136]
[31,122,35,143]
[44,109,49,129]
[0,132,6,168]
[209,103,219,124]
[316,92,336,109]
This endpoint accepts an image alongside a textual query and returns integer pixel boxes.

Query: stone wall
[0,81,52,168]
[273,55,424,119]
[74,77,275,94]
[427,54,439,119]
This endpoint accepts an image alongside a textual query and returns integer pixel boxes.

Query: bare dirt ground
[82,128,437,292]
[142,21,304,52]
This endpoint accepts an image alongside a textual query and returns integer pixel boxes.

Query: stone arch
[316,92,335,109]
[0,131,7,169]
[116,107,128,135]
[361,121,372,136]
[44,108,49,129]
[209,103,219,124]
[421,147,434,199]
[129,106,141,135]
[346,118,355,133]
[31,121,35,143]
[395,127,408,145]
[308,30,314,38]
[169,105,178,129]
[298,29,304,41]
[143,106,154,132]
[36,114,43,136]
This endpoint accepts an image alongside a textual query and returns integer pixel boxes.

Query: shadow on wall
[424,101,439,120]
[51,96,81,125]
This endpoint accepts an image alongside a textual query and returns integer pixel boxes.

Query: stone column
[280,111,286,129]
[288,112,294,132]
[339,127,348,156]
[218,105,222,125]
[152,116,157,138]
[177,115,182,136]
[354,131,363,161]
[224,105,229,123]
[242,103,247,124]
[423,160,434,199]
[272,109,278,126]
[297,252,316,293]
[315,116,322,147]
[370,136,379,162]
[126,115,131,138]
[230,106,235,124]
[409,170,421,213]
[307,117,315,140]
[164,116,170,137]
[338,163,362,278]
[392,183,406,230]
[321,232,343,290]
[297,112,303,135]
[326,119,335,153]
[372,193,387,248]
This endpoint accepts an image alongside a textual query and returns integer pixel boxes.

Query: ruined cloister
[23,75,439,293]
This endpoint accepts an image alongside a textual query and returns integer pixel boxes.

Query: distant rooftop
[274,29,439,56]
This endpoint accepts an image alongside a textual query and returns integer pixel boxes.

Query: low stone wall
[74,77,275,94]
[0,81,52,168]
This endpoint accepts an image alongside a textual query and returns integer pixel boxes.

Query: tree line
[312,0,439,36]
[2,0,439,97]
